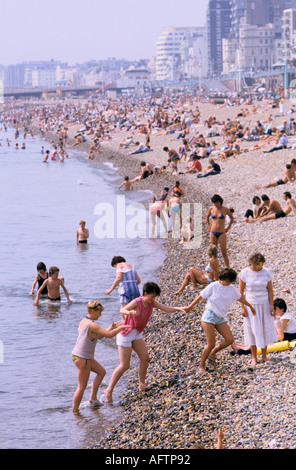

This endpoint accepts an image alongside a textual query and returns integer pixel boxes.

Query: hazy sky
[0,0,208,65]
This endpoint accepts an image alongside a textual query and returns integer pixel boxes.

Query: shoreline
[26,97,296,449]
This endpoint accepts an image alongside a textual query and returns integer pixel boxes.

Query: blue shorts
[201,308,226,325]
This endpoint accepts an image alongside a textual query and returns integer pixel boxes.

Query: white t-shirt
[281,312,296,334]
[238,267,273,304]
[200,281,241,318]
[279,135,288,147]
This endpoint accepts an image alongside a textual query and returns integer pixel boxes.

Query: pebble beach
[15,95,296,448]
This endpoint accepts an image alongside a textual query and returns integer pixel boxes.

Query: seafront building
[155,27,206,81]
[3,2,296,95]
[282,8,296,65]
[222,22,282,75]
[207,0,232,75]
[181,28,208,80]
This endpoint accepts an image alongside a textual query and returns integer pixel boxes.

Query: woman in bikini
[149,199,168,236]
[168,192,182,236]
[206,194,234,268]
[174,245,219,295]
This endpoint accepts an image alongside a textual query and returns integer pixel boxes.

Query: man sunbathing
[247,192,296,222]
[254,164,295,189]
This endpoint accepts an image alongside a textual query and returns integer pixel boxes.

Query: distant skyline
[0,0,208,66]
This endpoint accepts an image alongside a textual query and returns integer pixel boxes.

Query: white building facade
[155,27,205,81]
[223,22,281,74]
[31,68,57,88]
[282,9,296,65]
[182,28,208,79]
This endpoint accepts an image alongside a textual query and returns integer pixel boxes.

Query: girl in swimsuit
[168,193,182,235]
[149,200,168,236]
[174,245,219,295]
[206,194,234,268]
[30,261,48,296]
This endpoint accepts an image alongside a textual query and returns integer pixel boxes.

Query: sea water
[0,128,166,449]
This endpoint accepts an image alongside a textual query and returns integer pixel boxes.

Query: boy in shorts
[33,266,71,305]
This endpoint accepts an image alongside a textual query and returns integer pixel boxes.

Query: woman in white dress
[238,252,277,370]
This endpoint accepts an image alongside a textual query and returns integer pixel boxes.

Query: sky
[0,0,208,65]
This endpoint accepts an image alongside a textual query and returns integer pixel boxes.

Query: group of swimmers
[42,140,70,163]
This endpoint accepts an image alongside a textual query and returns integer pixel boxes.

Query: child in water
[33,266,71,305]
[72,300,132,413]
[30,262,49,296]
[43,150,50,163]
[118,176,134,190]
[76,220,89,244]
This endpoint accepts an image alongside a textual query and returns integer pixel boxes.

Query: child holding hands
[184,268,255,373]
[72,300,132,413]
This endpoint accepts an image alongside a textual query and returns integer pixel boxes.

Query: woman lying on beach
[174,245,219,295]
[206,194,234,268]
[103,282,186,402]
[238,127,259,142]
[118,136,135,149]
[129,142,152,155]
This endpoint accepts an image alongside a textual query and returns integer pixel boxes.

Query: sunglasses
[94,303,103,310]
